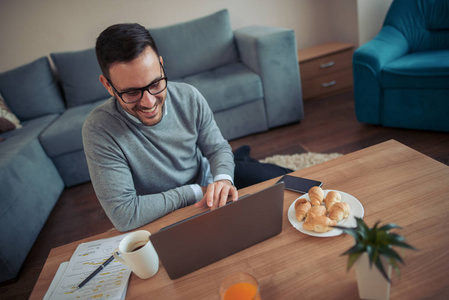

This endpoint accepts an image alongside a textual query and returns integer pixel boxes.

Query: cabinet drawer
[302,68,353,99]
[300,49,353,81]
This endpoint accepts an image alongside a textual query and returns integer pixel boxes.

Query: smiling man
[83,23,238,232]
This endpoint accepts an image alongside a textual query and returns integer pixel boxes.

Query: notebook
[149,182,285,279]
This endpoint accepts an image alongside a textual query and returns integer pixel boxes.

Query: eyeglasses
[106,64,168,104]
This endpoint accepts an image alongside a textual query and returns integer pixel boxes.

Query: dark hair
[95,23,159,78]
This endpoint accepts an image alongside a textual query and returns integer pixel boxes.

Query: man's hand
[194,180,238,210]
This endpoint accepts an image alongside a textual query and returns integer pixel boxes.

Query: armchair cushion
[150,9,239,80]
[382,50,449,88]
[384,0,449,52]
[0,57,64,121]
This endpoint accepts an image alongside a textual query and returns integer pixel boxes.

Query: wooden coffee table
[30,140,449,299]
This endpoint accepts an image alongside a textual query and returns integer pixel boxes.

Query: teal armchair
[353,0,449,132]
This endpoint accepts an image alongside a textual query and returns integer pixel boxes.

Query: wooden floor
[1,90,448,299]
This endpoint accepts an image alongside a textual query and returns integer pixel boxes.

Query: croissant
[328,202,351,222]
[295,198,311,222]
[303,215,337,233]
[308,205,327,217]
[308,186,324,206]
[324,191,342,211]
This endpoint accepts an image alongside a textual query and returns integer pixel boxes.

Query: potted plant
[334,217,416,300]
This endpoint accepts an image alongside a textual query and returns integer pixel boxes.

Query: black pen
[77,254,116,289]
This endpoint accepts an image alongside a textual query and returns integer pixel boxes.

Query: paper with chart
[46,234,131,300]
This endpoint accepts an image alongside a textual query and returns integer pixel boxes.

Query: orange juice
[224,282,260,300]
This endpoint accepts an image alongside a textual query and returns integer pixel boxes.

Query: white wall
[328,0,360,46]
[357,0,393,46]
[0,0,391,73]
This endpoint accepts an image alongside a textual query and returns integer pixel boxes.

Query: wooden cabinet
[298,42,354,100]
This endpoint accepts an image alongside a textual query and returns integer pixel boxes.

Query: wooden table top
[30,140,449,299]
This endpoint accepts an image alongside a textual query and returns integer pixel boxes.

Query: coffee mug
[113,230,159,279]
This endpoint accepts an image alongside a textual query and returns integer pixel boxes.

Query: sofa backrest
[384,0,449,52]
[50,48,110,108]
[0,9,240,117]
[149,9,240,80]
[0,57,65,121]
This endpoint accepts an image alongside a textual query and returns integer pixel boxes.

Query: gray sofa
[0,9,303,282]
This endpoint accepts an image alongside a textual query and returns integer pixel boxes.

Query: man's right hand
[194,180,238,210]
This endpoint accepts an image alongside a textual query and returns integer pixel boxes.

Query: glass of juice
[219,272,261,300]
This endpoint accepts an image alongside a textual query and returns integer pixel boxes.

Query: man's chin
[138,113,163,126]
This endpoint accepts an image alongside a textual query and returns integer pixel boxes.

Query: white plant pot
[355,252,392,300]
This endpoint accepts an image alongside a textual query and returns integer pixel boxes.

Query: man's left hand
[194,180,238,210]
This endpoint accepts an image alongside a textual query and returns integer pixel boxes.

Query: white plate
[288,190,364,237]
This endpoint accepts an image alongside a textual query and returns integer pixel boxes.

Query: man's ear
[99,75,115,97]
[159,56,164,66]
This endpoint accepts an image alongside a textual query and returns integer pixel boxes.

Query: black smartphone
[276,175,323,193]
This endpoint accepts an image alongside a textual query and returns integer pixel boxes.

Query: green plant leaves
[347,252,363,271]
[333,217,417,283]
[381,246,404,264]
[379,223,402,232]
[374,256,390,282]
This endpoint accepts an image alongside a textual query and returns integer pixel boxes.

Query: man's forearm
[99,185,197,232]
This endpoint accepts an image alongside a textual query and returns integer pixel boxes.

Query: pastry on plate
[328,202,351,222]
[295,198,311,222]
[308,205,327,217]
[324,191,342,210]
[308,186,324,206]
[303,215,337,233]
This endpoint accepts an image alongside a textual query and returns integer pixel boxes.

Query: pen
[77,253,116,289]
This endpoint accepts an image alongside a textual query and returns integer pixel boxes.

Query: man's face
[101,47,167,126]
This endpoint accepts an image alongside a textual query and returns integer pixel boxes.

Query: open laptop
[149,182,285,279]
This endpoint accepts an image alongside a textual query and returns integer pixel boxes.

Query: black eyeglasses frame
[106,63,168,104]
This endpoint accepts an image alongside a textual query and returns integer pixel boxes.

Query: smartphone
[276,175,323,193]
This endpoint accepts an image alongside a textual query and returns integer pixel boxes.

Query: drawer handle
[320,61,335,68]
[321,80,336,87]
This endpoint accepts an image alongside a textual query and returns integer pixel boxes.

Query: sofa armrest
[353,25,409,124]
[234,26,304,128]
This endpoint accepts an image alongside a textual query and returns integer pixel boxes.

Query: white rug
[259,152,343,171]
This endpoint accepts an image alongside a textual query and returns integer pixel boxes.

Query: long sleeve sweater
[82,82,235,231]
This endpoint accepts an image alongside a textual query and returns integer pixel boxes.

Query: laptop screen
[149,182,285,279]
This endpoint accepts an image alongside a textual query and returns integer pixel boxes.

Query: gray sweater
[82,82,234,231]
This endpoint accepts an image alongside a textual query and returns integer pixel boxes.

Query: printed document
[44,234,131,300]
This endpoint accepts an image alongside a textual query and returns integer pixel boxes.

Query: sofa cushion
[0,114,64,282]
[40,99,107,158]
[51,48,110,108]
[0,114,60,216]
[214,99,268,140]
[150,9,239,80]
[382,50,449,88]
[181,63,263,113]
[0,57,65,121]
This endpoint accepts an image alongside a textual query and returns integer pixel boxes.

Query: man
[83,23,290,232]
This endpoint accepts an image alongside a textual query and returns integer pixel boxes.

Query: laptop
[149,182,285,279]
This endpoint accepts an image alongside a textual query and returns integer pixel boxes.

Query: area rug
[259,152,343,171]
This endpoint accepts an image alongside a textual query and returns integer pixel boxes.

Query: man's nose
[140,90,157,107]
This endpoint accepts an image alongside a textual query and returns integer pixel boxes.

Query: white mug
[113,230,159,279]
